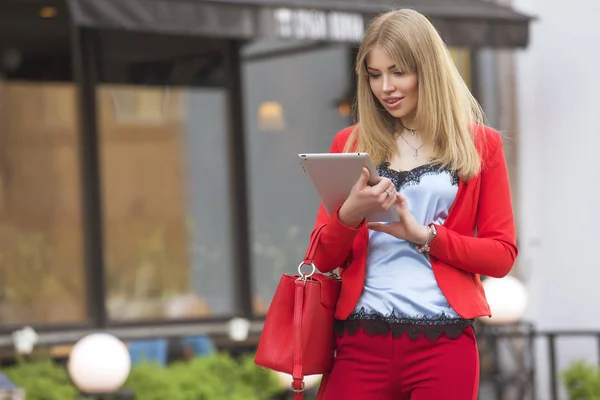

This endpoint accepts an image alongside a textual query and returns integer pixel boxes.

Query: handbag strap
[303,223,327,264]
[292,279,305,399]
[292,223,328,399]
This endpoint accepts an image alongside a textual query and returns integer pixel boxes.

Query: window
[243,44,352,314]
[98,84,235,321]
[449,47,472,89]
[0,81,86,325]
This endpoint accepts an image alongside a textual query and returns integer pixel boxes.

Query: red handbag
[255,224,341,399]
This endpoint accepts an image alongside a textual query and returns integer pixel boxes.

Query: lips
[382,96,404,108]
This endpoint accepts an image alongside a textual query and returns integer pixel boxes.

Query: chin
[387,109,412,119]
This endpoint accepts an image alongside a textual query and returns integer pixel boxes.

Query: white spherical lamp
[482,276,528,325]
[68,333,131,393]
[274,371,322,390]
[228,317,250,342]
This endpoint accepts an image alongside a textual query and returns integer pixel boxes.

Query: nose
[382,74,395,92]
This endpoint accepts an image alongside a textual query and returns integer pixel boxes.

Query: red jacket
[310,125,518,320]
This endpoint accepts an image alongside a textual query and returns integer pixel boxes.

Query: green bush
[122,361,184,400]
[562,361,600,400]
[124,353,282,400]
[2,353,285,400]
[3,357,78,400]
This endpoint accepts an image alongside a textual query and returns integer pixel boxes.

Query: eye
[393,71,404,76]
[368,73,381,79]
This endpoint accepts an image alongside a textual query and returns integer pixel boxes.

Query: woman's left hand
[366,193,429,244]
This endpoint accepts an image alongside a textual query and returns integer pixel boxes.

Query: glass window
[0,80,86,325]
[243,43,352,314]
[99,84,235,321]
[449,47,472,89]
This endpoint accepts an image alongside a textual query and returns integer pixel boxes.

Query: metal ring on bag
[291,381,305,393]
[297,262,316,280]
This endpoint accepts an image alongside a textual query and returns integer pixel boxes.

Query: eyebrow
[366,64,396,71]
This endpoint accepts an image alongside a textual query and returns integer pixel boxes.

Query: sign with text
[273,8,364,42]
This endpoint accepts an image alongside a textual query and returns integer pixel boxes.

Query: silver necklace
[398,133,424,160]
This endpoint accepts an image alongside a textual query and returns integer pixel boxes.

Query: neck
[396,117,418,132]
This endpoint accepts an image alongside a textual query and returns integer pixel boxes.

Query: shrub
[3,358,78,400]
[124,353,282,400]
[562,361,600,400]
[3,353,284,400]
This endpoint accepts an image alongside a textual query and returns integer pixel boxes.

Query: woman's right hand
[338,167,397,228]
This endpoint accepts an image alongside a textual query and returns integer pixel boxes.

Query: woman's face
[366,46,419,123]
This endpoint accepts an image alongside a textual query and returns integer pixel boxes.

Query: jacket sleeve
[307,131,365,273]
[428,132,518,278]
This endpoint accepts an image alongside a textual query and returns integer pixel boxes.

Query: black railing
[477,322,537,400]
[542,330,600,400]
[478,322,600,400]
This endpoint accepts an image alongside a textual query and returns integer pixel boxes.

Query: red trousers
[318,327,479,400]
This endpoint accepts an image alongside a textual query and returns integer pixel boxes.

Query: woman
[311,9,518,400]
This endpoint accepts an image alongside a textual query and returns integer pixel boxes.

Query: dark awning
[66,0,533,48]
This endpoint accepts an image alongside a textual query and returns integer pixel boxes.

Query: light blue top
[353,163,461,320]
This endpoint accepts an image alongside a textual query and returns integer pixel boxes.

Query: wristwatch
[416,223,437,254]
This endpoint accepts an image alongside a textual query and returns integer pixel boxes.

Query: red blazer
[310,125,518,320]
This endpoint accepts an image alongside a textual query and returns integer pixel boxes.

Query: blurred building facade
[0,0,532,362]
[511,0,600,398]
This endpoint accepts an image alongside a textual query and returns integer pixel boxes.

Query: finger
[378,186,395,208]
[384,190,397,209]
[379,186,396,205]
[366,222,392,233]
[394,193,409,213]
[375,184,394,200]
[387,184,396,196]
[368,181,387,198]
[356,167,370,188]
[374,177,393,192]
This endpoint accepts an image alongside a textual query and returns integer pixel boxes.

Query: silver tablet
[298,153,400,223]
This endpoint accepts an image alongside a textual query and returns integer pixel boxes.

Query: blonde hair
[344,9,485,180]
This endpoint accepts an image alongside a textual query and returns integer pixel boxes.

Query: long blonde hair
[344,9,485,180]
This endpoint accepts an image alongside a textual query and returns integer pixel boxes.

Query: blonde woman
[310,9,518,400]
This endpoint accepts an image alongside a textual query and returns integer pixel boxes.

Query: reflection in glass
[99,85,234,321]
[243,45,352,314]
[449,47,472,89]
[0,81,86,324]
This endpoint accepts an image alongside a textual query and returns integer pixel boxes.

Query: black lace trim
[335,308,474,340]
[378,162,460,191]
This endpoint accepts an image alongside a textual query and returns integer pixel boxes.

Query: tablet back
[298,153,400,223]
